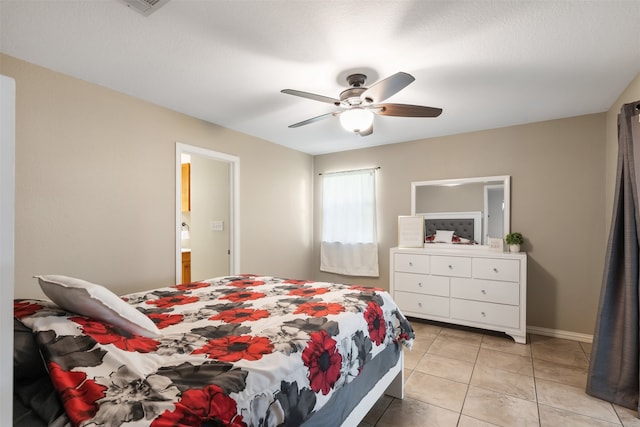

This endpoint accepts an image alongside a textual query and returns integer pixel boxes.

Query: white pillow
[36,275,160,338]
[434,230,455,243]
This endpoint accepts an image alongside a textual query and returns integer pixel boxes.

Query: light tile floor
[359,320,640,427]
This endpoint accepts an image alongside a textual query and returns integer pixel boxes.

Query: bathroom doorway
[175,143,239,283]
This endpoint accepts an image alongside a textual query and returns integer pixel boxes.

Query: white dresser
[390,247,527,343]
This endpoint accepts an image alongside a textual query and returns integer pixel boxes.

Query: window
[320,168,379,277]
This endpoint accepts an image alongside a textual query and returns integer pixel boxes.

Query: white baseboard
[527,325,593,343]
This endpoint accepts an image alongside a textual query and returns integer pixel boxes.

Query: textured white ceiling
[1,0,639,155]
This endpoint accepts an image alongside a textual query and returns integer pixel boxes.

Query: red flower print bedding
[15,275,414,427]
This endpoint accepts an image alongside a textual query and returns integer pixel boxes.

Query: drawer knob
[481,311,486,317]
[448,265,453,269]
[409,261,413,266]
[481,289,486,294]
[418,282,423,287]
[493,268,498,273]
[418,302,423,307]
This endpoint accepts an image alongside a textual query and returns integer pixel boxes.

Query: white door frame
[1,75,16,427]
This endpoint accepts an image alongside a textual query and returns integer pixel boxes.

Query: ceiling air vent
[118,0,170,16]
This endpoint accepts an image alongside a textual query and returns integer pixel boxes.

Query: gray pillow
[36,275,160,338]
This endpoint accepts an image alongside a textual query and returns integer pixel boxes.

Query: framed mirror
[411,175,510,247]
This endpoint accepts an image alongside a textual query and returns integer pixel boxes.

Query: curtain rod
[318,166,380,176]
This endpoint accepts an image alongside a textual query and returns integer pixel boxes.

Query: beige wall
[1,54,313,299]
[416,183,485,214]
[313,114,606,335]
[605,73,640,233]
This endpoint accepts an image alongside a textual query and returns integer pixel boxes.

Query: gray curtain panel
[586,101,640,412]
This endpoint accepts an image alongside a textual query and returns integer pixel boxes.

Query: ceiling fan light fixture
[339,108,374,133]
[282,71,442,135]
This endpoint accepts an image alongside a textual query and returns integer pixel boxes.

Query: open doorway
[175,143,239,283]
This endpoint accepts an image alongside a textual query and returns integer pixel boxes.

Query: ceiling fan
[281,72,442,136]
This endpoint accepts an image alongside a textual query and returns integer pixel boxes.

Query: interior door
[189,155,229,280]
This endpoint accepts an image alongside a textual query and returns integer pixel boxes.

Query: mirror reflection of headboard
[411,176,510,246]
[420,211,482,242]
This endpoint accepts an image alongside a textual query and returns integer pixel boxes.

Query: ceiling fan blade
[281,89,340,105]
[376,103,443,117]
[288,111,337,128]
[360,72,415,103]
[357,123,373,136]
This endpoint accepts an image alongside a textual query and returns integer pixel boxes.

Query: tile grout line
[529,333,542,427]
[454,331,484,426]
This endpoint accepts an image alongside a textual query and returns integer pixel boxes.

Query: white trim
[527,325,593,343]
[175,143,240,282]
[0,75,16,427]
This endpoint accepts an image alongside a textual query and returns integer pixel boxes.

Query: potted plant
[505,232,524,253]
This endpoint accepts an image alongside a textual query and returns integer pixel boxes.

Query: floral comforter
[14,275,414,427]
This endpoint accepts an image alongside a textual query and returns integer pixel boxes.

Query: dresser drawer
[394,253,430,274]
[394,272,449,296]
[451,278,519,305]
[394,291,449,318]
[451,298,519,329]
[431,255,471,278]
[473,258,520,282]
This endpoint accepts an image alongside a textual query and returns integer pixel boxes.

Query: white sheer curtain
[320,168,379,277]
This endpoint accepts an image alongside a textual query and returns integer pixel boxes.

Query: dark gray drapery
[587,101,640,412]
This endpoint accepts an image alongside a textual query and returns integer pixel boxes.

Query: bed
[14,274,414,427]
[420,211,482,245]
